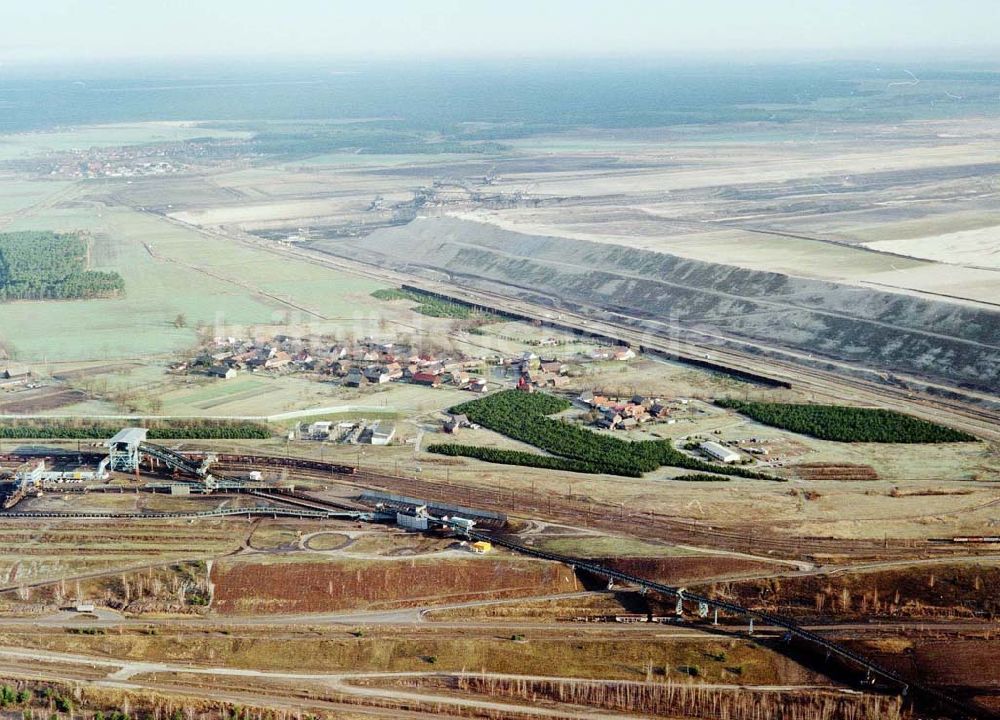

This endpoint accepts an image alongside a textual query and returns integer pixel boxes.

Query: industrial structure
[0,433,984,719]
[396,504,430,530]
[106,427,149,472]
[699,440,741,464]
[14,457,109,485]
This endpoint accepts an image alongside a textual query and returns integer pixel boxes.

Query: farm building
[466,377,487,393]
[444,413,470,434]
[0,366,31,388]
[207,365,237,380]
[700,441,740,464]
[363,366,392,384]
[264,351,292,370]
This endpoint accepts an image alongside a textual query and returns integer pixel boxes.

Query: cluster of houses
[578,391,678,431]
[510,352,570,391]
[172,336,490,393]
[173,336,639,398]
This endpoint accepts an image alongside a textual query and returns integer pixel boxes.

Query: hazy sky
[3,0,998,63]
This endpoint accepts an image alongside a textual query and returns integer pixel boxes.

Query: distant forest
[0,232,124,301]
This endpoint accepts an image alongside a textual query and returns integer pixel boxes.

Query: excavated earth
[210,555,578,614]
[320,216,1000,394]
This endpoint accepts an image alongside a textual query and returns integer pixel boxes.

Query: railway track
[212,458,961,561]
[2,448,985,561]
[0,505,371,521]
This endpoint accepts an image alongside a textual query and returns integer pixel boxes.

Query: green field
[0,178,74,216]
[0,202,388,362]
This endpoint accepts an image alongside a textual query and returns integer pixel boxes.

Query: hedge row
[427,443,600,474]
[0,420,271,440]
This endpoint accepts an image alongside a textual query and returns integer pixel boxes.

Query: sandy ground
[864,226,1000,269]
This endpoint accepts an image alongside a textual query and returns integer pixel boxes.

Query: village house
[344,367,365,387]
[539,360,567,375]
[443,413,470,433]
[384,362,403,380]
[206,365,237,380]
[650,401,670,418]
[363,366,392,384]
[264,351,293,370]
[466,377,488,393]
[411,371,441,387]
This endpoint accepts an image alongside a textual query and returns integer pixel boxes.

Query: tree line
[427,443,601,474]
[0,231,124,301]
[0,420,271,440]
[715,398,976,443]
[438,390,779,479]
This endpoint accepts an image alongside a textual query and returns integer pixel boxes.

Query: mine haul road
[154,211,1000,443]
[0,645,885,720]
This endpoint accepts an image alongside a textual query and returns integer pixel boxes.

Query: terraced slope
[324,217,1000,393]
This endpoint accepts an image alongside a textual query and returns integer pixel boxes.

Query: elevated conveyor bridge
[433,518,987,720]
[137,441,242,489]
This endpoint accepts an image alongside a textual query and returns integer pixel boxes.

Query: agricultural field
[0,200,399,363]
[0,178,74,217]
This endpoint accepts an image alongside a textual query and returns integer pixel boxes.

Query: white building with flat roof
[699,440,740,464]
[370,422,396,446]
